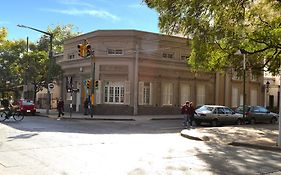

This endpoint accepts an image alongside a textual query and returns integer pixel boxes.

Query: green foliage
[37,24,80,53]
[145,0,281,74]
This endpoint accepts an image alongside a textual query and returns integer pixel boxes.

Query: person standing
[84,98,89,115]
[57,98,64,120]
[189,102,195,127]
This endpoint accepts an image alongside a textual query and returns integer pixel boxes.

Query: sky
[0,0,160,42]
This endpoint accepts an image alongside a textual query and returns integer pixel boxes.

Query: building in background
[53,30,265,115]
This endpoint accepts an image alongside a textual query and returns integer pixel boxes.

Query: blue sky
[1,0,160,41]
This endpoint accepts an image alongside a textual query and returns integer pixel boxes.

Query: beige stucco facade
[55,30,265,115]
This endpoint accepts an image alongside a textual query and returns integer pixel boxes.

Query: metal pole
[133,44,139,115]
[46,35,53,115]
[277,68,281,147]
[243,54,246,123]
[90,52,95,118]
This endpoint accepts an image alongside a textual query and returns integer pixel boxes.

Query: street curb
[151,117,182,120]
[229,142,281,152]
[37,114,136,121]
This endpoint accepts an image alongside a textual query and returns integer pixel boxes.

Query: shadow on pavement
[0,116,184,135]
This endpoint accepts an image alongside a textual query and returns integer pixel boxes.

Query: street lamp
[235,49,246,123]
[17,24,53,115]
[265,81,270,108]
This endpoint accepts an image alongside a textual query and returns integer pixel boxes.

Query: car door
[223,107,237,124]
[251,106,263,123]
[215,107,226,123]
[258,106,270,123]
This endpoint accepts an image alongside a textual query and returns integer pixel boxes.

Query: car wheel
[250,118,256,124]
[211,119,219,127]
[270,117,277,124]
[236,119,243,125]
[195,121,201,126]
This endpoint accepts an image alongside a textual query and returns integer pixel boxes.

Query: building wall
[56,30,265,115]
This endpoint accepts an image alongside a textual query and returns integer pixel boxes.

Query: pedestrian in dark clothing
[84,98,89,115]
[189,102,195,127]
[57,98,64,120]
[181,101,190,127]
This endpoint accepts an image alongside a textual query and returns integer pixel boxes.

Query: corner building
[57,30,265,115]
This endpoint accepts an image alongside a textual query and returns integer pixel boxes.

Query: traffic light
[86,44,91,57]
[77,44,85,57]
[95,80,99,89]
[86,80,91,89]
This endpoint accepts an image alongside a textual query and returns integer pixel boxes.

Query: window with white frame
[232,87,238,107]
[197,85,205,106]
[139,82,152,105]
[68,54,75,59]
[104,82,125,104]
[143,82,150,105]
[107,48,123,55]
[180,55,189,61]
[180,84,190,105]
[162,82,173,105]
[162,52,174,59]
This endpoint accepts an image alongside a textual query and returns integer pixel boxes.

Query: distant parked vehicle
[194,105,243,126]
[17,99,36,115]
[235,106,279,124]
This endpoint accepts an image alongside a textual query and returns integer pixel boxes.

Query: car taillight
[245,112,251,116]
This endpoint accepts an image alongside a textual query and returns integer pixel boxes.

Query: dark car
[194,105,243,126]
[235,106,279,124]
[17,99,36,115]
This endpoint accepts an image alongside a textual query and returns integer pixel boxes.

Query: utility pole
[17,24,53,115]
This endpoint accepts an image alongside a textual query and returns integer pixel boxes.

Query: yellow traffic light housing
[77,44,85,57]
[86,44,91,57]
[95,80,99,89]
[86,80,91,89]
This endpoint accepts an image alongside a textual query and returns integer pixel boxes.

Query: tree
[144,0,281,74]
[0,28,26,98]
[37,24,81,53]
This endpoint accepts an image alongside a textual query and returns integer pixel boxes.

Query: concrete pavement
[181,124,281,152]
[36,108,281,152]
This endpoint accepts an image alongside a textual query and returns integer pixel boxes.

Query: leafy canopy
[145,0,281,74]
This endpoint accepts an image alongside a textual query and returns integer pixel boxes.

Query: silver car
[194,105,243,126]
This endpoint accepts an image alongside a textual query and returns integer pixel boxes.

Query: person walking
[181,101,190,127]
[57,98,64,120]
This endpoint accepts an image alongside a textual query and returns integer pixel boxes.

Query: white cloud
[55,0,95,8]
[42,8,120,21]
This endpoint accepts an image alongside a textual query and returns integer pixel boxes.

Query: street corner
[180,128,212,142]
[228,142,281,152]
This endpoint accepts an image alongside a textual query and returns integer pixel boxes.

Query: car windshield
[22,100,34,105]
[196,106,214,113]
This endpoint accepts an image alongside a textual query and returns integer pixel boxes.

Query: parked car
[235,106,279,124]
[17,99,36,115]
[194,105,243,126]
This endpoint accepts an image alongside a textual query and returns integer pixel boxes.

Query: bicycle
[0,108,24,122]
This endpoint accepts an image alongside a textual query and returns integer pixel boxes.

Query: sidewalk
[36,109,182,121]
[181,124,281,152]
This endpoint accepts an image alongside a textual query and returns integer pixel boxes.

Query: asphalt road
[0,116,281,175]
